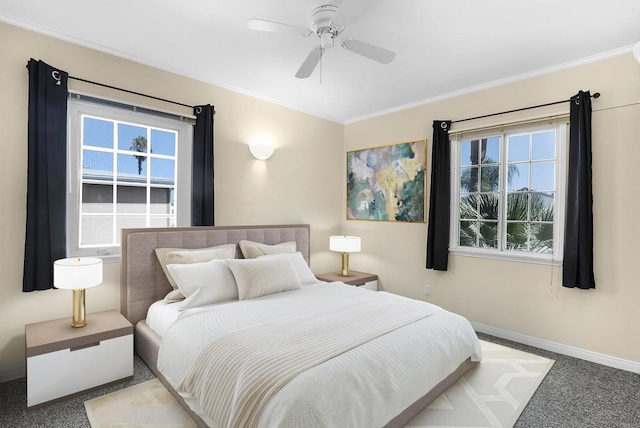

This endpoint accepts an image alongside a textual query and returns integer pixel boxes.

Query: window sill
[449,248,562,266]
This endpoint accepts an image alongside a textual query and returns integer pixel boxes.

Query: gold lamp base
[71,289,87,328]
[339,252,351,277]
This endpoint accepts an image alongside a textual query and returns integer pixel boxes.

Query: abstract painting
[347,140,426,222]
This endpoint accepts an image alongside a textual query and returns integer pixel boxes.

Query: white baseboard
[472,322,640,374]
[0,366,25,383]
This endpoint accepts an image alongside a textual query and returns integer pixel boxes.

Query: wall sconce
[249,143,275,160]
[330,235,361,276]
[53,257,103,328]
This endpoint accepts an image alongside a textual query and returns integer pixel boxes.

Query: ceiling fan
[246,1,396,79]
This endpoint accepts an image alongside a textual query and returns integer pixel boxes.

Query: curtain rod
[68,75,195,110]
[451,92,600,125]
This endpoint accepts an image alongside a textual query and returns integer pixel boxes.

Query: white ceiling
[1,0,639,123]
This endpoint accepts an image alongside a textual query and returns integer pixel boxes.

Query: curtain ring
[574,97,580,105]
[51,70,61,86]
[440,122,448,130]
[195,106,203,114]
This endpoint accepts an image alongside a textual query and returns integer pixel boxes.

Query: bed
[120,224,481,428]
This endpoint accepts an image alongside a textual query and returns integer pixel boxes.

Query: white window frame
[449,122,567,265]
[67,99,193,261]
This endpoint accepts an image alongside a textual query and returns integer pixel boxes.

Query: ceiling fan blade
[246,19,311,37]
[295,46,323,79]
[341,38,395,64]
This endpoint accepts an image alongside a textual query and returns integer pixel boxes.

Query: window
[67,99,192,259]
[450,123,567,264]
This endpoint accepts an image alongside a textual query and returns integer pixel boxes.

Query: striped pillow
[238,240,296,259]
[227,257,301,300]
[155,244,237,296]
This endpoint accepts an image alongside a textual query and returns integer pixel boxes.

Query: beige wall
[344,54,640,364]
[0,22,343,374]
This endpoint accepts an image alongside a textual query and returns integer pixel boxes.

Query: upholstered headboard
[120,224,311,325]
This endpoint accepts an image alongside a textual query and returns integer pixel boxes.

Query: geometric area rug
[407,340,555,428]
[84,378,197,428]
[85,340,553,428]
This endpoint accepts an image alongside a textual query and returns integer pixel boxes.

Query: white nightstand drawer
[358,280,378,291]
[27,334,133,407]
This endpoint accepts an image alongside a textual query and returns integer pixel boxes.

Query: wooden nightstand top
[26,310,133,357]
[316,271,377,286]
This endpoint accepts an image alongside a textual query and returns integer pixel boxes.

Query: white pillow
[155,244,236,301]
[166,259,238,310]
[226,257,301,300]
[238,240,296,259]
[258,252,318,287]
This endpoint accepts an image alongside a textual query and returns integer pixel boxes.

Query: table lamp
[330,236,361,276]
[53,258,103,328]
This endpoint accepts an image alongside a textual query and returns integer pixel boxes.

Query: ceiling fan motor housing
[310,5,342,46]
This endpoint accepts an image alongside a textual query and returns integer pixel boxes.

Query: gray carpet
[0,334,637,428]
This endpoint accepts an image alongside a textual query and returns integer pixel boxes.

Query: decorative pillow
[258,252,318,287]
[226,257,301,300]
[167,260,238,310]
[155,244,236,300]
[238,240,296,259]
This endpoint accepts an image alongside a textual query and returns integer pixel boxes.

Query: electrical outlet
[423,284,431,296]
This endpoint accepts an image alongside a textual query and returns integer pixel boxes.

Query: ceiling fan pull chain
[320,48,323,84]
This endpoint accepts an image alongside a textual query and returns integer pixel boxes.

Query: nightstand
[316,271,378,291]
[25,309,133,408]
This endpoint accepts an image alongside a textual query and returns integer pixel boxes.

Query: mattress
[156,283,482,428]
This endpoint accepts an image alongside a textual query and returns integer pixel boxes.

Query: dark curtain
[426,120,452,270]
[191,104,215,226]
[23,59,68,292]
[562,91,595,289]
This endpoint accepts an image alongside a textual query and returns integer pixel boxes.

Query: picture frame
[347,139,426,222]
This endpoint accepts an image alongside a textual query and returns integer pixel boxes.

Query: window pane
[480,166,499,191]
[118,123,148,151]
[507,163,529,191]
[80,216,113,246]
[150,188,173,214]
[150,216,174,227]
[530,192,554,221]
[115,216,147,244]
[151,129,176,156]
[150,158,175,186]
[507,192,529,221]
[460,141,472,166]
[532,131,555,160]
[460,167,478,193]
[478,222,498,249]
[481,137,500,165]
[479,193,499,220]
[506,222,529,251]
[508,134,529,162]
[530,223,553,253]
[459,221,478,247]
[82,183,113,213]
[459,195,479,220]
[83,150,114,181]
[83,117,113,148]
[118,153,147,182]
[117,186,147,213]
[531,162,555,191]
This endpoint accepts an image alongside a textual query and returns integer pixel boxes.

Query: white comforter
[158,283,481,428]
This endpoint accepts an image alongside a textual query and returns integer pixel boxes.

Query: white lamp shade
[249,143,275,160]
[330,236,361,253]
[54,258,103,289]
[634,41,640,63]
